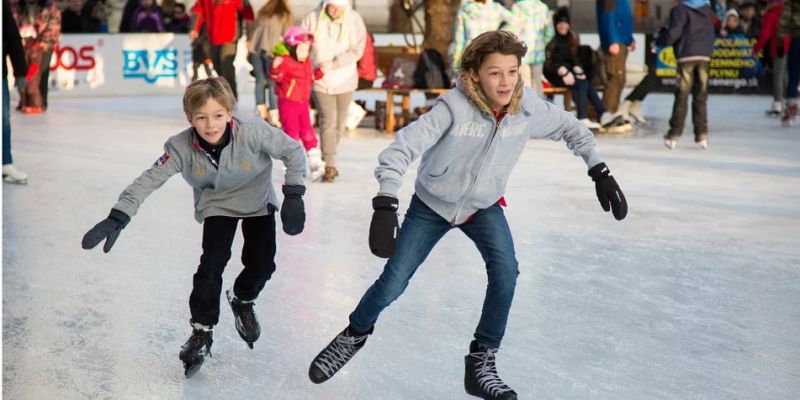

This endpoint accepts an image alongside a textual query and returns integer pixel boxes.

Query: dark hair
[459,30,527,73]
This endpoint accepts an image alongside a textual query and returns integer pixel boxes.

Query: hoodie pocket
[419,165,465,203]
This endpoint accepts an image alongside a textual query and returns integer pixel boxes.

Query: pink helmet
[285,26,314,46]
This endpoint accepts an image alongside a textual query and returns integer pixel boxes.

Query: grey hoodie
[113,116,307,223]
[375,75,603,225]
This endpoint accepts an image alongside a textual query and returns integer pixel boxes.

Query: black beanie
[553,7,571,26]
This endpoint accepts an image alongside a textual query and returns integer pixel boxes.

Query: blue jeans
[349,195,519,348]
[571,79,606,119]
[249,52,277,108]
[3,77,12,165]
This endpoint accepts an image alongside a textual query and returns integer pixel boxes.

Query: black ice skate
[179,327,213,379]
[308,326,373,384]
[226,289,260,349]
[464,340,517,400]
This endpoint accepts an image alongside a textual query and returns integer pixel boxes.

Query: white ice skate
[765,101,783,118]
[307,148,326,182]
[267,109,282,128]
[3,164,28,184]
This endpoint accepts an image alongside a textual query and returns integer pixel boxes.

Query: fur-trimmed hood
[457,72,524,115]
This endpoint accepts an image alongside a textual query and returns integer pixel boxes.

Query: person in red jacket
[270,26,326,180]
[357,32,377,89]
[753,0,792,117]
[189,0,254,99]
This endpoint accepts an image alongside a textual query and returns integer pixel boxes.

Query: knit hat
[323,0,349,6]
[553,7,571,25]
[724,8,739,20]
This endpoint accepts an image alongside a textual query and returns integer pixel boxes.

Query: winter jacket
[270,52,323,103]
[511,0,554,65]
[13,0,61,51]
[778,0,800,38]
[3,1,27,79]
[657,1,715,63]
[130,8,164,33]
[357,32,377,81]
[248,14,288,54]
[596,0,634,49]
[301,5,366,95]
[543,32,581,86]
[374,73,602,225]
[191,0,254,46]
[113,116,306,223]
[450,0,517,69]
[754,3,791,57]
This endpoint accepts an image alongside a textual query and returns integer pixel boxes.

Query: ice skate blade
[183,359,204,378]
[247,342,254,349]
[3,176,27,185]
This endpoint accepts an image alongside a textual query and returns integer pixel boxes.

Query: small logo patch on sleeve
[154,152,170,166]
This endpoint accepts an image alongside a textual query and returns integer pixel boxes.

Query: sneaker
[664,138,677,150]
[226,289,260,348]
[308,326,373,384]
[579,118,601,130]
[321,166,339,183]
[2,164,28,184]
[179,324,213,378]
[464,340,517,400]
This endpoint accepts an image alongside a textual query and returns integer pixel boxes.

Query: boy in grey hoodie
[81,77,308,378]
[308,31,627,400]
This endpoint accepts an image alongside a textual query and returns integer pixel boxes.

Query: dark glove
[588,163,628,221]
[280,185,306,235]
[81,209,131,253]
[14,76,27,92]
[369,195,399,258]
[777,43,785,58]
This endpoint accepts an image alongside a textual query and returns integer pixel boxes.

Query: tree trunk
[422,0,461,68]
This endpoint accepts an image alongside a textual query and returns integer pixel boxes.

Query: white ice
[3,92,799,400]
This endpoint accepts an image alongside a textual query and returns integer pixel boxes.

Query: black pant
[209,42,238,99]
[189,214,276,326]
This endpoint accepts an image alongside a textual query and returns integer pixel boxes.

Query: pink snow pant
[278,98,318,151]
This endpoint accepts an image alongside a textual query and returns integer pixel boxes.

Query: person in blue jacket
[306,30,628,400]
[596,0,634,116]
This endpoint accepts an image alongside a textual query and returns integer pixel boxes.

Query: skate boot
[782,101,797,127]
[268,109,282,128]
[226,289,260,349]
[321,166,339,183]
[2,164,28,184]
[599,111,632,133]
[464,340,517,400]
[307,148,326,182]
[765,101,783,118]
[308,325,373,384]
[179,324,213,378]
[628,100,646,124]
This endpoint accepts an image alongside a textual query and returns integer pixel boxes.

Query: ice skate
[765,101,783,118]
[179,325,213,378]
[579,118,601,130]
[781,102,797,127]
[307,148,326,182]
[628,100,646,124]
[664,138,677,150]
[256,104,269,120]
[226,289,260,349]
[464,340,517,400]
[267,109,282,128]
[2,165,28,185]
[308,326,373,384]
[599,111,632,133]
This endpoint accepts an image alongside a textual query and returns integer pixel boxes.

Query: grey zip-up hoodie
[375,75,602,225]
[114,116,306,223]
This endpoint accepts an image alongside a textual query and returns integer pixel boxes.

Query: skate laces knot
[473,347,513,396]
[314,332,367,378]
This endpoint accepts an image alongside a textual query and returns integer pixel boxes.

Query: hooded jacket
[301,4,366,95]
[113,116,306,223]
[191,0,254,46]
[270,47,324,103]
[375,74,602,225]
[754,2,791,57]
[657,0,715,62]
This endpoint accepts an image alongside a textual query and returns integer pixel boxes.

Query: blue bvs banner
[647,33,768,94]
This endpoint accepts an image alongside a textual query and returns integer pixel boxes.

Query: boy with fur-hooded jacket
[307,30,627,400]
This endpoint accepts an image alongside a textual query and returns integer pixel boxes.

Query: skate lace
[238,303,257,330]
[314,332,366,378]
[188,332,212,356]
[473,348,513,396]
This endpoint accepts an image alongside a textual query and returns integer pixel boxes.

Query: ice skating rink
[3,92,799,400]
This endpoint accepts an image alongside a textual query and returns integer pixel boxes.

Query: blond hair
[183,77,236,116]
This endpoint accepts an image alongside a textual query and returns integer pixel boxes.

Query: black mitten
[281,185,306,235]
[588,163,628,221]
[81,209,131,253]
[369,196,399,258]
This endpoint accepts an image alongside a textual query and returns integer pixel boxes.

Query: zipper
[286,79,296,98]
[450,116,502,225]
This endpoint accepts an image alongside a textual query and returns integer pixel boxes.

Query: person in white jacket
[301,0,366,182]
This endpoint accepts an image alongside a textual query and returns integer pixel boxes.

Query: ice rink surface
[3,92,799,400]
